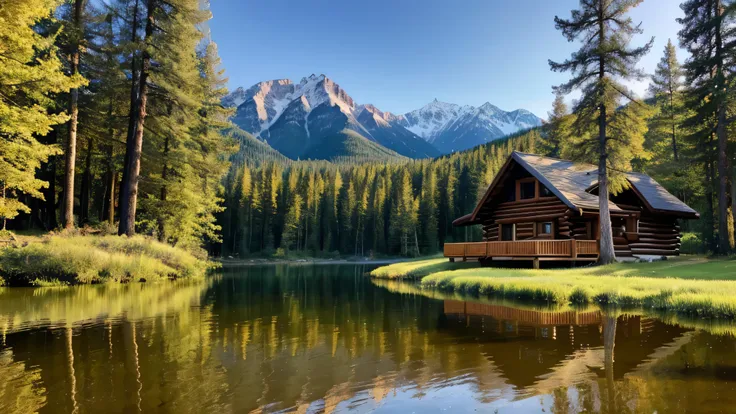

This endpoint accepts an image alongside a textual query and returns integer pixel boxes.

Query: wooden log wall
[515,222,535,240]
[481,198,570,242]
[629,215,682,256]
[568,217,590,241]
[557,213,573,239]
[483,223,499,241]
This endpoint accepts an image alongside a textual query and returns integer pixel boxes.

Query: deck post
[571,239,577,259]
[449,258,455,262]
[533,257,540,269]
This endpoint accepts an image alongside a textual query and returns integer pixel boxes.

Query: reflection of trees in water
[544,310,736,413]
[0,278,211,333]
[0,348,46,413]
[3,266,736,412]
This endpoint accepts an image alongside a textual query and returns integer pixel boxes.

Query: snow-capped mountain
[223,75,543,159]
[226,74,439,160]
[396,100,543,153]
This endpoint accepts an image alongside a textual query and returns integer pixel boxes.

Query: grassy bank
[0,234,210,286]
[369,258,478,279]
[371,257,736,318]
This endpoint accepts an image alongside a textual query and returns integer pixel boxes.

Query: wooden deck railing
[443,239,599,259]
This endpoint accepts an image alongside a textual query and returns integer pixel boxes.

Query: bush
[680,232,707,255]
[0,234,209,286]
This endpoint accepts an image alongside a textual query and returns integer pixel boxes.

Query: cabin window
[501,224,514,241]
[539,222,553,235]
[519,181,536,200]
[540,185,553,197]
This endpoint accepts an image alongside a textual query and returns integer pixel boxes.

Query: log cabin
[444,152,699,267]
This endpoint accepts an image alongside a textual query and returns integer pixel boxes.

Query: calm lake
[2,264,736,413]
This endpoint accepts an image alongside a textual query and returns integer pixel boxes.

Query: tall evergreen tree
[543,94,570,158]
[419,165,439,253]
[61,0,87,229]
[649,39,685,161]
[0,0,84,229]
[549,0,653,264]
[678,0,736,254]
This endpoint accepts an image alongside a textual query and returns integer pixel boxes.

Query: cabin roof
[464,152,698,225]
[514,152,622,213]
[625,172,698,216]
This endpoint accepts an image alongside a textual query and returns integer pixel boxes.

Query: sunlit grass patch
[369,258,478,280]
[0,234,209,286]
[419,261,736,318]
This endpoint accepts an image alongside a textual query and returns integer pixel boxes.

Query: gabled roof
[626,172,699,216]
[514,153,623,213]
[467,152,698,224]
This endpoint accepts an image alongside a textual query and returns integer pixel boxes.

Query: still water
[2,264,736,413]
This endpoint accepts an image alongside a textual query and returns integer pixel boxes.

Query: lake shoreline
[218,257,412,266]
[369,256,736,318]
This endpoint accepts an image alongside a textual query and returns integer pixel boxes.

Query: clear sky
[209,0,685,119]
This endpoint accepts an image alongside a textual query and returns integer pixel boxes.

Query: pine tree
[649,39,685,161]
[419,165,439,253]
[281,193,302,251]
[678,0,736,254]
[0,0,85,229]
[543,94,570,157]
[549,0,653,264]
[60,0,87,229]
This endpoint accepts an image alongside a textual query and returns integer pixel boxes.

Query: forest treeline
[1,0,232,251]
[219,130,541,257]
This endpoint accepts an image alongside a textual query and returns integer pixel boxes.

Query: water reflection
[0,265,735,413]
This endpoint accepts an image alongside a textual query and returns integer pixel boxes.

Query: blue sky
[209,0,685,119]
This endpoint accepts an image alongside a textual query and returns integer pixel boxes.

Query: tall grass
[0,235,210,286]
[420,262,736,318]
[369,257,736,318]
[369,258,477,279]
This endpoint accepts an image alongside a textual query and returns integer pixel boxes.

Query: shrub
[0,234,209,286]
[680,232,707,255]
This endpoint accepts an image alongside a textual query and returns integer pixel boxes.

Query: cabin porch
[443,239,599,268]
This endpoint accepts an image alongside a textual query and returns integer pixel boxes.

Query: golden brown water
[1,264,736,413]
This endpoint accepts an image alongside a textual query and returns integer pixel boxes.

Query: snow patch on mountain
[398,99,543,151]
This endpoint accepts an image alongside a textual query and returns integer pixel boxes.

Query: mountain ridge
[224,74,543,159]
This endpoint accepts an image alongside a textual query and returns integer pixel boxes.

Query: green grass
[370,257,736,318]
[369,257,477,279]
[0,234,210,286]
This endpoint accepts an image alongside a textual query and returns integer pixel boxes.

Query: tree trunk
[1,182,6,230]
[117,0,141,232]
[158,135,169,242]
[716,106,729,254]
[715,0,729,255]
[669,90,678,161]
[705,157,716,251]
[104,98,116,225]
[119,0,153,236]
[414,229,420,256]
[354,222,359,256]
[603,314,617,413]
[63,0,85,229]
[731,165,736,252]
[597,11,615,265]
[79,136,93,225]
